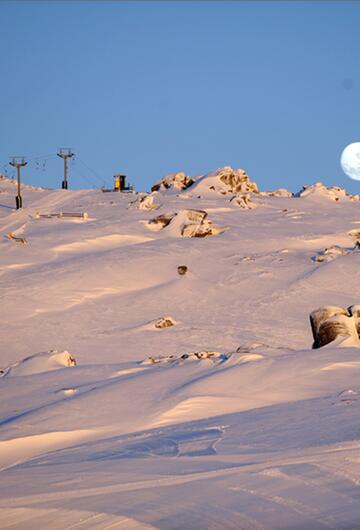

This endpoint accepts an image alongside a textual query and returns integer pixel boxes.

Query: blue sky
[1,1,360,193]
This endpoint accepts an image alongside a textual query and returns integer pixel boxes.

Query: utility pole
[9,157,27,209]
[57,147,74,189]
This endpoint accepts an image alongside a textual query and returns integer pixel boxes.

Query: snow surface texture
[1,169,360,529]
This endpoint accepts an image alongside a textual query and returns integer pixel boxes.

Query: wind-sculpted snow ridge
[259,187,293,197]
[313,244,355,262]
[2,175,360,528]
[0,174,43,192]
[297,181,359,201]
[141,350,228,365]
[1,350,76,377]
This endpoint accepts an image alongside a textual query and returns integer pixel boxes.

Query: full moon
[340,142,360,181]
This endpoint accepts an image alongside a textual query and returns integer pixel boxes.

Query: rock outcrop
[142,350,227,365]
[148,213,177,230]
[151,172,195,193]
[313,246,348,263]
[230,193,256,209]
[191,166,259,196]
[310,306,360,348]
[297,182,359,202]
[260,188,293,197]
[154,316,176,329]
[132,194,161,211]
[147,209,227,238]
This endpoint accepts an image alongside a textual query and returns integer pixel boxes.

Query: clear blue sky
[1,1,360,193]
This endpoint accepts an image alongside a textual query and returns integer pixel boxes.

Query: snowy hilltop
[1,167,360,529]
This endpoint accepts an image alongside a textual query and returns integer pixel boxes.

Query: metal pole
[9,157,26,209]
[63,156,68,189]
[17,165,22,209]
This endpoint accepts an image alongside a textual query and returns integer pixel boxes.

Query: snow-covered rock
[1,350,76,377]
[348,229,360,246]
[297,182,359,202]
[147,209,227,238]
[170,209,226,238]
[310,307,360,348]
[147,212,176,231]
[142,350,227,365]
[348,305,360,337]
[313,245,349,263]
[230,193,256,209]
[130,193,161,211]
[260,188,293,197]
[191,166,258,196]
[151,172,195,193]
[154,316,176,329]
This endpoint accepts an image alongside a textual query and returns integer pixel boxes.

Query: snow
[1,172,360,529]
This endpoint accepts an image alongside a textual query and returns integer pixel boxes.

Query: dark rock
[177,265,188,276]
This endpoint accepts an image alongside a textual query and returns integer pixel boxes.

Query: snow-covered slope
[1,173,360,529]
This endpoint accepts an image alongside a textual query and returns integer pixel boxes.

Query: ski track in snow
[1,180,360,528]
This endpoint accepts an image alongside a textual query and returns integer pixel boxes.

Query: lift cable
[74,171,99,189]
[75,156,106,186]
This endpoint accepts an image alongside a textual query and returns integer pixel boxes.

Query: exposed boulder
[174,210,226,238]
[130,194,161,211]
[151,172,195,193]
[146,209,227,238]
[297,182,359,202]
[177,265,188,275]
[147,213,177,231]
[310,307,359,348]
[154,316,176,329]
[218,167,258,193]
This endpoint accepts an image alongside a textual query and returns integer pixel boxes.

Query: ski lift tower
[9,157,27,209]
[57,147,74,189]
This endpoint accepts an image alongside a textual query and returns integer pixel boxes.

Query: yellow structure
[114,174,126,191]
